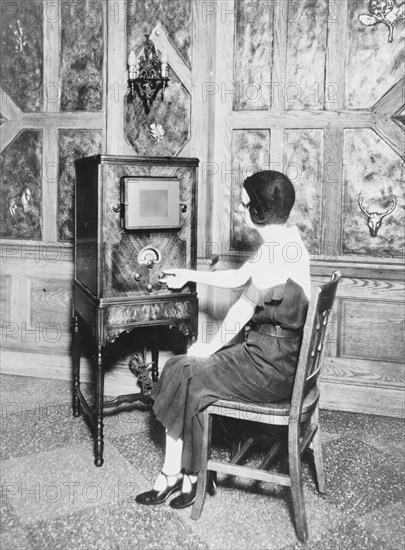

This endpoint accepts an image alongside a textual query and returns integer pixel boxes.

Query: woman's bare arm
[161,264,252,290]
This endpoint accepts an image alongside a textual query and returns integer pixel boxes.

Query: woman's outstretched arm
[187,294,256,357]
[161,264,252,290]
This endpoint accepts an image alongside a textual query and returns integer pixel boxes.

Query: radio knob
[134,273,142,281]
[145,283,154,292]
[146,259,154,268]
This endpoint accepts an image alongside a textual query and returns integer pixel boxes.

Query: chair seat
[211,385,320,417]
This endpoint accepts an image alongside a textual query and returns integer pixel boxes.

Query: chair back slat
[289,271,341,424]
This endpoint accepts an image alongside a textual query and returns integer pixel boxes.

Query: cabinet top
[75,155,200,167]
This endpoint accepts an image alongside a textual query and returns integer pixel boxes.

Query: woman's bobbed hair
[243,171,295,226]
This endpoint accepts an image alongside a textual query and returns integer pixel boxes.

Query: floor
[0,373,404,550]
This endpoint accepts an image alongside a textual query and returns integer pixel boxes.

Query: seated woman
[136,170,311,509]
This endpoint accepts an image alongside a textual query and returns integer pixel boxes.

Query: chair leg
[288,424,308,543]
[72,314,81,418]
[311,403,326,493]
[191,410,212,520]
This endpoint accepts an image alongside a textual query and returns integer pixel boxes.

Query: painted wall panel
[342,129,404,258]
[126,0,191,68]
[0,130,42,239]
[125,69,190,156]
[60,0,104,111]
[231,129,270,250]
[0,0,43,111]
[346,1,405,108]
[283,129,323,254]
[285,0,328,110]
[234,0,272,110]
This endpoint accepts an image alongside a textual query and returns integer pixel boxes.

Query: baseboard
[0,349,173,397]
[1,349,403,418]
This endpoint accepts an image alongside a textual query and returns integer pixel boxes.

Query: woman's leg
[153,431,183,491]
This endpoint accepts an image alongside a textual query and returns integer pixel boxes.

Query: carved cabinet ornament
[359,0,405,42]
[358,194,397,236]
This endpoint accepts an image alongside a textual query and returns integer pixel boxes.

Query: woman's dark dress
[151,277,309,474]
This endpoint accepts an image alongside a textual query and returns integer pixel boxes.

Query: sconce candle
[127,34,170,114]
[128,50,138,79]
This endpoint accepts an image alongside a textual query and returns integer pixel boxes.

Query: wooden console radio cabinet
[73,155,199,466]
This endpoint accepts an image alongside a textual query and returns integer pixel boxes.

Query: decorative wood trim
[321,127,344,254]
[97,154,199,165]
[0,87,22,120]
[325,0,348,110]
[43,0,61,113]
[270,129,284,172]
[271,0,288,110]
[191,0,216,248]
[323,357,404,388]
[371,77,405,159]
[212,0,234,254]
[320,377,404,418]
[372,118,405,160]
[150,24,192,93]
[20,112,104,128]
[372,76,405,115]
[232,109,371,129]
[0,240,74,262]
[1,350,402,417]
[0,121,24,152]
[106,0,128,154]
[42,125,59,241]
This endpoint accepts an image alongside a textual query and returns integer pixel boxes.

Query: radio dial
[145,283,154,293]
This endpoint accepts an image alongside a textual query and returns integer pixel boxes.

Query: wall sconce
[127,34,170,114]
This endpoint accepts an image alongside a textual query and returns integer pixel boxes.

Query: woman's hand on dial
[159,269,189,290]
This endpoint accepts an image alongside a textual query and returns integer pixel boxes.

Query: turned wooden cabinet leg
[72,314,81,417]
[95,346,105,467]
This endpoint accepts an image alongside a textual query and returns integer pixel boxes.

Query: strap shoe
[135,471,183,505]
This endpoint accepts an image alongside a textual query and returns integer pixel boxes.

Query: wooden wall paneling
[191,0,216,250]
[372,118,405,162]
[232,109,371,129]
[212,0,234,251]
[42,1,60,242]
[151,23,192,93]
[320,379,404,418]
[339,298,405,362]
[106,0,133,155]
[206,0,235,321]
[43,0,61,113]
[271,0,288,111]
[321,127,343,255]
[0,275,11,322]
[42,125,58,242]
[0,86,21,120]
[325,0,347,110]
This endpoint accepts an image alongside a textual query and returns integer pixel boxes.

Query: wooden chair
[191,271,341,543]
